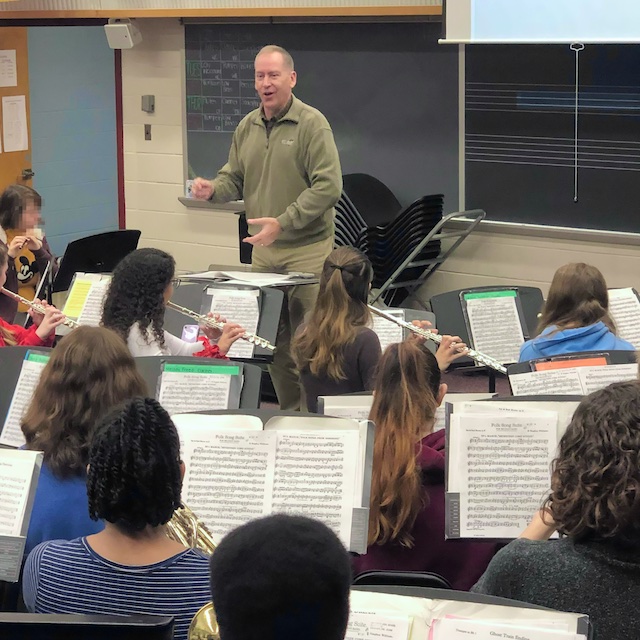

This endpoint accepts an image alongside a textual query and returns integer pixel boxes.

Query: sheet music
[1,354,49,448]
[451,412,557,538]
[207,287,259,358]
[465,292,524,365]
[157,364,237,415]
[191,270,298,286]
[510,369,584,396]
[62,273,105,318]
[319,395,373,421]
[578,363,638,394]
[182,431,276,542]
[432,618,583,640]
[346,611,412,640]
[371,309,405,352]
[272,431,359,548]
[0,451,40,537]
[77,280,110,326]
[608,287,640,348]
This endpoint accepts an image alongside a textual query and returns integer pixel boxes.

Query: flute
[166,301,276,352]
[368,305,507,374]
[0,287,79,329]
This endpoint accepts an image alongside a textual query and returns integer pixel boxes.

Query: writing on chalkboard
[186,28,261,134]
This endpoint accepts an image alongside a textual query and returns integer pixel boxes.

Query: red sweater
[0,318,53,347]
[353,429,501,591]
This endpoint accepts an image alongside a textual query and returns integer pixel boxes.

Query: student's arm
[359,329,383,390]
[0,318,51,347]
[22,541,48,611]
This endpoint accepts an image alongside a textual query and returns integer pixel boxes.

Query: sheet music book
[349,590,589,640]
[318,393,496,431]
[371,309,405,352]
[346,611,412,640]
[446,399,581,539]
[62,272,111,325]
[432,618,584,640]
[462,289,525,365]
[510,363,638,397]
[0,351,49,448]
[171,413,373,553]
[187,270,315,287]
[608,287,640,348]
[0,449,43,582]
[204,286,260,359]
[156,362,242,416]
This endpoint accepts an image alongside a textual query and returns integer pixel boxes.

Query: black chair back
[353,570,452,590]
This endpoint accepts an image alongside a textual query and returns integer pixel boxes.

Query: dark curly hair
[210,514,352,640]
[545,381,640,547]
[101,248,175,350]
[87,397,182,535]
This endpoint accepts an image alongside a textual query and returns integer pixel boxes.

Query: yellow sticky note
[63,280,93,318]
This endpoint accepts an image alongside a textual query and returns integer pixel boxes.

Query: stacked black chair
[334,173,443,306]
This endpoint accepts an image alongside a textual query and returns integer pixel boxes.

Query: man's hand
[243,217,282,247]
[191,177,215,200]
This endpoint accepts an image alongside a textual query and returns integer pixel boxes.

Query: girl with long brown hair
[293,247,465,412]
[519,262,633,361]
[21,326,148,555]
[0,242,64,347]
[352,340,499,590]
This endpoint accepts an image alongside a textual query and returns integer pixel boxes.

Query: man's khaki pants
[251,236,333,411]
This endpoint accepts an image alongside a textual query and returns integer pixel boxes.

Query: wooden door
[0,27,32,188]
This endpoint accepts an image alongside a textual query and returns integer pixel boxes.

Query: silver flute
[0,286,80,329]
[166,301,276,352]
[368,305,508,374]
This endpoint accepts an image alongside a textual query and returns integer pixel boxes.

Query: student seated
[21,326,148,555]
[0,184,57,322]
[352,340,500,590]
[519,262,633,362]
[292,246,466,412]
[0,242,64,347]
[101,247,245,357]
[473,381,640,640]
[209,514,352,640]
[23,397,211,640]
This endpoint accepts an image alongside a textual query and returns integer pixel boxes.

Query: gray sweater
[472,537,640,640]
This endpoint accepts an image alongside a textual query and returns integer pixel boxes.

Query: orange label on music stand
[534,357,608,371]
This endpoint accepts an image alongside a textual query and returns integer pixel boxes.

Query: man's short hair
[210,514,352,640]
[256,45,295,71]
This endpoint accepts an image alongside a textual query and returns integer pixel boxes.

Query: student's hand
[243,218,282,247]
[7,235,28,258]
[519,508,557,541]
[35,305,66,340]
[191,177,214,200]
[23,235,42,251]
[28,299,50,327]
[216,322,247,355]
[436,334,469,372]
[201,312,225,341]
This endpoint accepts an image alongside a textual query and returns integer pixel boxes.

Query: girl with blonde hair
[519,262,633,361]
[353,340,499,589]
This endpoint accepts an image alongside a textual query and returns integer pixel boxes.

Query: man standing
[192,45,342,410]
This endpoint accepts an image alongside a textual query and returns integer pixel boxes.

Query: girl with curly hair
[0,242,65,347]
[352,340,499,589]
[292,247,466,412]
[0,184,57,322]
[23,398,211,640]
[474,381,640,640]
[21,326,148,554]
[101,247,245,357]
[519,262,633,361]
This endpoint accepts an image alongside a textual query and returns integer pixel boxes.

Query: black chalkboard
[465,45,640,232]
[185,22,459,211]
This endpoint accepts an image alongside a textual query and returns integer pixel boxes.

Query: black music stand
[134,357,263,410]
[507,350,638,376]
[0,347,53,444]
[52,230,141,293]
[165,282,283,363]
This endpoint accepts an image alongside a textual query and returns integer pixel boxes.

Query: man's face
[254,52,297,119]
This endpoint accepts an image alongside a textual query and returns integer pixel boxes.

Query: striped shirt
[23,537,211,640]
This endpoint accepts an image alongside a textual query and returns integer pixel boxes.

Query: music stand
[52,230,141,293]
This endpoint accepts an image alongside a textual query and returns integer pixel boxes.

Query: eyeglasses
[170,278,181,288]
